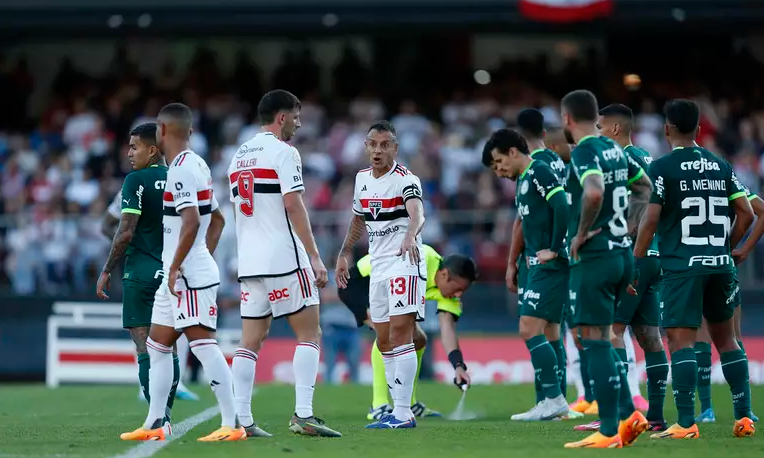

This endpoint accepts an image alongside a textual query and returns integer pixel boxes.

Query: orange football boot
[120,423,170,441]
[650,423,700,439]
[564,432,623,448]
[619,410,648,446]
[197,426,247,442]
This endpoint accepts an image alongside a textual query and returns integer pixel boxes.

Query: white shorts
[369,275,425,323]
[151,281,219,331]
[240,268,319,319]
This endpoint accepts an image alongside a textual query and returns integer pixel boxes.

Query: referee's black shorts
[337,266,370,327]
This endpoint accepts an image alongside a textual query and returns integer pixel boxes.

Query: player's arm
[733,195,764,264]
[400,175,425,264]
[206,207,225,255]
[634,162,663,259]
[338,214,365,259]
[438,311,461,362]
[169,167,202,280]
[284,192,321,259]
[727,170,754,249]
[572,146,604,247]
[506,215,523,291]
[626,159,653,237]
[538,168,568,260]
[102,179,141,275]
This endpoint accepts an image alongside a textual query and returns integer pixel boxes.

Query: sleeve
[626,152,645,185]
[571,145,603,186]
[727,166,748,201]
[108,190,122,218]
[400,172,423,203]
[275,147,305,195]
[170,166,198,212]
[227,162,237,204]
[547,189,569,254]
[352,176,363,216]
[436,296,463,319]
[120,174,143,215]
[210,192,220,212]
[648,160,665,205]
[533,164,564,202]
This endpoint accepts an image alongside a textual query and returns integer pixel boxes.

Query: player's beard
[563,128,575,145]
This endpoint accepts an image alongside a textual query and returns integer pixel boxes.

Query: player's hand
[397,235,420,265]
[505,264,518,293]
[732,248,749,265]
[626,258,642,296]
[454,366,471,389]
[311,254,329,289]
[536,249,558,264]
[96,271,111,300]
[168,266,180,298]
[335,255,350,289]
[570,228,601,262]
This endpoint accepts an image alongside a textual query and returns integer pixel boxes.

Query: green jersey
[648,146,747,277]
[121,164,167,283]
[624,145,659,257]
[568,136,644,261]
[516,159,569,269]
[530,148,566,183]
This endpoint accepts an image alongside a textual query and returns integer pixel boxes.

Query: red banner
[519,0,613,23]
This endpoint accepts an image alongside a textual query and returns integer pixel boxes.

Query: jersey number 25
[237,170,255,217]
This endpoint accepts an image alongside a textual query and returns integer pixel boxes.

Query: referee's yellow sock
[411,347,424,405]
[371,340,390,408]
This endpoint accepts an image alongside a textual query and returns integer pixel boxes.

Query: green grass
[0,383,761,458]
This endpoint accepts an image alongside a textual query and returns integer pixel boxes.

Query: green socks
[670,347,697,428]
[720,349,752,420]
[737,339,746,354]
[550,340,567,399]
[579,348,595,402]
[612,347,635,420]
[694,342,713,412]
[582,340,620,437]
[644,350,669,422]
[138,353,180,423]
[526,335,562,400]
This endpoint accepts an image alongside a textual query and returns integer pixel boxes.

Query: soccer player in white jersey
[336,121,427,429]
[120,103,241,442]
[227,90,340,438]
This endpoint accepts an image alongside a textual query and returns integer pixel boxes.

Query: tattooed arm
[101,213,139,274]
[627,174,653,237]
[335,214,366,289]
[576,174,604,241]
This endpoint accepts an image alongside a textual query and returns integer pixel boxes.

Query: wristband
[448,349,466,370]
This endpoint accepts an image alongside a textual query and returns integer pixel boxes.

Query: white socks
[565,330,584,399]
[190,338,237,428]
[176,333,190,387]
[624,327,642,397]
[392,343,417,421]
[293,341,320,419]
[232,348,258,427]
[143,338,173,429]
[381,349,396,402]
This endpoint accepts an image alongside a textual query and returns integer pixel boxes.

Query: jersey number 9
[237,170,255,217]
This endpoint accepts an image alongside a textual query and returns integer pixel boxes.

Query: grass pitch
[0,383,761,458]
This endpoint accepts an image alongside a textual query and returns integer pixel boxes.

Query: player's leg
[410,324,440,418]
[545,322,567,400]
[513,267,568,421]
[623,328,645,406]
[174,333,199,401]
[367,280,398,426]
[704,273,754,436]
[121,282,180,441]
[734,304,758,422]
[650,275,702,439]
[232,278,273,437]
[695,319,715,422]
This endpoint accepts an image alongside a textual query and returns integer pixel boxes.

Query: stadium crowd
[2,44,764,296]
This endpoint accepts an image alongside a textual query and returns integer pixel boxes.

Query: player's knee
[389,317,415,347]
[240,328,269,353]
[665,328,695,354]
[543,323,560,341]
[518,316,545,341]
[633,325,663,352]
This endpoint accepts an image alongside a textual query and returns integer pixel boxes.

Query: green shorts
[659,272,739,329]
[732,269,742,308]
[570,249,633,327]
[520,266,568,323]
[615,256,661,326]
[122,279,159,328]
[517,256,529,308]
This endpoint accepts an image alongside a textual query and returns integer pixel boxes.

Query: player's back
[649,146,743,276]
[228,132,309,279]
[531,148,566,183]
[164,150,220,288]
[568,136,635,258]
[126,165,167,263]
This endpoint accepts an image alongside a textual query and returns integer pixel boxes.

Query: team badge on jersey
[520,180,529,195]
[368,200,383,219]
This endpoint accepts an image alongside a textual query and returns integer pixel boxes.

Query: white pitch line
[108,406,219,458]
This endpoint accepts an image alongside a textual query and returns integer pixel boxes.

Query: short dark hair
[158,103,193,131]
[481,128,529,167]
[258,89,301,124]
[599,103,634,134]
[561,90,599,122]
[367,120,397,139]
[441,254,479,283]
[517,108,545,139]
[129,123,157,146]
[664,99,700,135]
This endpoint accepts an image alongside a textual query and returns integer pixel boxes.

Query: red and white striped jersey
[227,132,309,278]
[352,161,426,282]
[163,150,220,289]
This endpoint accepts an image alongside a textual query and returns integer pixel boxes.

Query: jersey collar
[374,161,398,179]
[577,135,597,145]
[530,148,546,157]
[519,159,534,179]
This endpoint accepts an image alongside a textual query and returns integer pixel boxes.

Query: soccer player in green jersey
[483,128,570,421]
[96,123,179,421]
[598,103,669,431]
[560,90,653,448]
[634,99,756,439]
[507,109,578,417]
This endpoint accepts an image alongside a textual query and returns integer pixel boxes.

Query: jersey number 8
[609,186,629,237]
[237,170,255,217]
